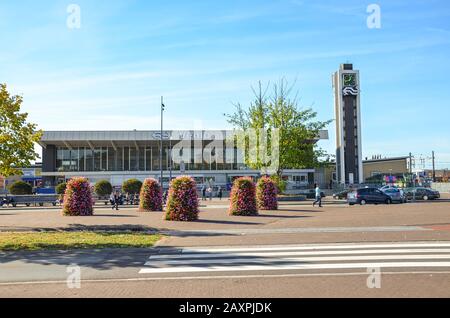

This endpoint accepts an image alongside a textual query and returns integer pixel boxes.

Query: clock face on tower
[343,73,356,87]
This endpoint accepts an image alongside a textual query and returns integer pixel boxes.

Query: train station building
[38,130,329,189]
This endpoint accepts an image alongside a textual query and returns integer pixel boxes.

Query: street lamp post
[160,96,165,187]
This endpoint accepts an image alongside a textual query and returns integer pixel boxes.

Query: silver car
[381,188,407,203]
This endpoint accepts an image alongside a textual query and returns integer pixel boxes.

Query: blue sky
[1,0,449,169]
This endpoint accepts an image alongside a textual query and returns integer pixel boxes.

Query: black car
[347,187,393,205]
[404,187,440,201]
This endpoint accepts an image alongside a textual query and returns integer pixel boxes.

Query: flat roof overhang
[39,130,329,148]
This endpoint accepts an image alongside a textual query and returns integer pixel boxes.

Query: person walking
[112,191,120,210]
[163,190,168,205]
[110,192,115,210]
[201,185,206,201]
[218,187,223,200]
[312,183,322,207]
[207,187,213,201]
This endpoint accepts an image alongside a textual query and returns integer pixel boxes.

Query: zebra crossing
[139,242,450,274]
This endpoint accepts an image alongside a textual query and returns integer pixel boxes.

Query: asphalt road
[1,198,450,297]
[1,242,450,297]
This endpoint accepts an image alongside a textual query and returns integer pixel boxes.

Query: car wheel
[360,199,367,205]
[423,195,429,201]
[385,198,392,204]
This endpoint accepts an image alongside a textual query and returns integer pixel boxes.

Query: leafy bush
[256,176,278,210]
[139,178,162,212]
[165,176,199,221]
[270,175,287,194]
[62,177,94,216]
[55,182,67,195]
[122,179,143,194]
[8,181,32,195]
[94,180,113,197]
[229,177,258,216]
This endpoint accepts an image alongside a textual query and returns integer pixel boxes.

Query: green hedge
[55,182,67,195]
[94,180,113,197]
[122,179,143,194]
[8,181,32,195]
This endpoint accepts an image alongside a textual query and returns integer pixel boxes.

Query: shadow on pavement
[192,219,263,225]
[276,208,322,213]
[257,214,313,219]
[0,247,155,270]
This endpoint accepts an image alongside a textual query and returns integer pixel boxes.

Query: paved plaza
[1,196,450,297]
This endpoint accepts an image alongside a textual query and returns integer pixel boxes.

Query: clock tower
[332,63,363,185]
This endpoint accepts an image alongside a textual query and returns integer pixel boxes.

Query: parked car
[347,187,393,205]
[381,188,407,203]
[379,185,398,191]
[332,189,350,199]
[404,187,440,201]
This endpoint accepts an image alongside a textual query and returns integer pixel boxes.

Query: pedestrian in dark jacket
[201,185,206,201]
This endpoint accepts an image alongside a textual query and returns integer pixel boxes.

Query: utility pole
[432,151,436,182]
[409,152,413,174]
[160,96,165,187]
[169,136,172,182]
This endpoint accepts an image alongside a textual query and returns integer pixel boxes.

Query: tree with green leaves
[225,79,332,177]
[94,180,113,197]
[55,182,67,195]
[0,83,42,177]
[8,180,33,195]
[122,179,143,194]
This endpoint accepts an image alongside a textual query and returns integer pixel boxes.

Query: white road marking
[178,242,450,253]
[140,242,450,274]
[148,248,450,260]
[145,254,450,266]
[139,262,450,274]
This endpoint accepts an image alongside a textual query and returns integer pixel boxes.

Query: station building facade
[39,130,328,189]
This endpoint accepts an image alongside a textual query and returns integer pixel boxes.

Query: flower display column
[229,177,258,216]
[256,176,278,210]
[62,177,94,216]
[165,176,199,221]
[139,178,163,212]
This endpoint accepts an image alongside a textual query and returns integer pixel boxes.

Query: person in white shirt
[312,183,322,207]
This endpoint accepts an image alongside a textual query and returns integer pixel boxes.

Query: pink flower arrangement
[62,177,94,216]
[139,178,163,212]
[229,177,258,216]
[256,176,278,210]
[165,175,199,221]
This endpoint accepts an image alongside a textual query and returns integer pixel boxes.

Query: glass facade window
[107,147,115,171]
[94,148,101,171]
[124,147,130,171]
[79,147,85,171]
[101,147,107,171]
[85,149,93,171]
[145,147,152,171]
[118,148,123,171]
[70,148,79,171]
[130,148,138,171]
[139,147,145,171]
[54,142,244,173]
